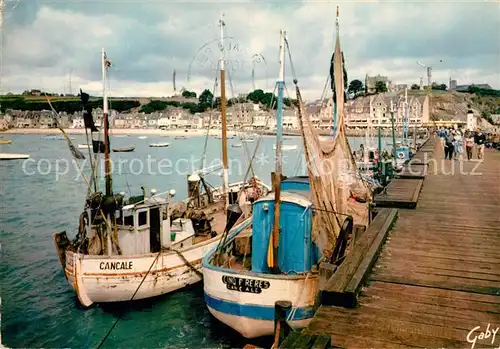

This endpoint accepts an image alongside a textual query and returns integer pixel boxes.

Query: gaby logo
[467,324,499,349]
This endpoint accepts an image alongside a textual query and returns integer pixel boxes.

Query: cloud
[1,0,499,101]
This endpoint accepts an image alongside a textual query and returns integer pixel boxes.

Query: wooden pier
[300,138,500,348]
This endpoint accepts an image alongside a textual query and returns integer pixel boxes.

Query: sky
[1,0,499,101]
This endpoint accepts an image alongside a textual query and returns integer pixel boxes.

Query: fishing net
[295,30,372,259]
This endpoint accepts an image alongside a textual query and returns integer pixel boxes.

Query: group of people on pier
[438,127,488,161]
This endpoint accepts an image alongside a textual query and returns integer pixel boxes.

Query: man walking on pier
[444,130,454,160]
[474,128,486,160]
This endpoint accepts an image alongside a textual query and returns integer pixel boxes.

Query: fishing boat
[175,135,188,140]
[0,140,12,144]
[112,146,135,152]
[0,153,29,160]
[232,143,242,148]
[149,142,170,148]
[54,35,270,307]
[273,144,298,151]
[78,143,90,149]
[203,13,372,339]
[138,136,148,139]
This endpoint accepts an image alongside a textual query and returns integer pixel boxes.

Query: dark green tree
[247,89,265,103]
[182,90,197,98]
[411,84,420,90]
[198,89,214,110]
[375,81,388,93]
[348,79,364,96]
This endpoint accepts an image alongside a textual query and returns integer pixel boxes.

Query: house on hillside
[345,92,429,128]
[72,116,84,128]
[365,74,390,93]
[252,110,273,129]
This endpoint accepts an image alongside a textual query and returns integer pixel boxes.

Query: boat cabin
[86,193,196,256]
[249,176,320,274]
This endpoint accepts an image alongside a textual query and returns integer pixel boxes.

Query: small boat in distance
[232,143,242,148]
[175,136,188,140]
[149,142,170,147]
[0,140,12,144]
[112,146,135,152]
[0,153,30,160]
[273,144,298,151]
[138,136,148,139]
[43,135,75,140]
[78,144,90,149]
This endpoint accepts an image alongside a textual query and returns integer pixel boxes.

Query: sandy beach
[1,128,230,137]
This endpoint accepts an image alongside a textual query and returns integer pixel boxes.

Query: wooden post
[273,300,292,348]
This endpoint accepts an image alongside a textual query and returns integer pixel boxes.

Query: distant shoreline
[2,128,225,137]
[1,127,412,137]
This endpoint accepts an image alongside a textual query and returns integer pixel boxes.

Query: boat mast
[332,7,340,136]
[219,14,229,209]
[390,100,397,161]
[271,30,286,272]
[403,87,409,146]
[101,48,112,197]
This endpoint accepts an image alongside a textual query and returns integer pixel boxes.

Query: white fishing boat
[0,153,30,160]
[78,144,90,149]
[149,142,170,147]
[54,42,270,307]
[203,14,372,339]
[138,136,148,139]
[232,143,242,148]
[273,144,298,151]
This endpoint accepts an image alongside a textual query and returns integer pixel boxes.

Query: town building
[365,74,390,93]
[345,92,430,129]
[455,83,492,92]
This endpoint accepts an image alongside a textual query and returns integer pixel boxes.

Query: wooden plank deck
[396,164,428,179]
[374,178,424,209]
[305,140,500,348]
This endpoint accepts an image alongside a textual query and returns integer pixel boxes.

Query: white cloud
[1,0,499,101]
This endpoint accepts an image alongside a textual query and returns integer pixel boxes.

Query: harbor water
[0,133,392,348]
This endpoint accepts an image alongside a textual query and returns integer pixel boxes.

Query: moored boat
[0,139,12,144]
[53,43,271,308]
[149,142,170,147]
[202,12,372,339]
[0,153,29,160]
[112,146,135,152]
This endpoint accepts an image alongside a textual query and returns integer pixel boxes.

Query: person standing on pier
[453,129,463,160]
[474,128,486,160]
[464,131,474,161]
[444,130,454,160]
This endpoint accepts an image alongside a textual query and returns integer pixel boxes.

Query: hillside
[426,90,499,124]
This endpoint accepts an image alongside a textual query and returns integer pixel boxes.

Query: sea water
[0,133,392,348]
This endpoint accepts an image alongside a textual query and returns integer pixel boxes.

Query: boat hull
[203,263,318,338]
[63,235,223,307]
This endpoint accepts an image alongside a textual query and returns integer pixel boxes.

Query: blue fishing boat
[202,13,372,338]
